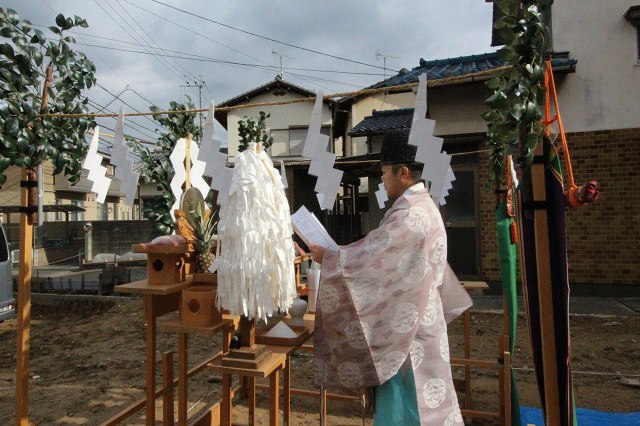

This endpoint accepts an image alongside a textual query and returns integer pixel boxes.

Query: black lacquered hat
[379,129,417,165]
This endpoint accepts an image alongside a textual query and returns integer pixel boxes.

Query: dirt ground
[1,296,639,425]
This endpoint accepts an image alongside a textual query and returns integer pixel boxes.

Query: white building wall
[552,0,640,132]
[226,91,333,157]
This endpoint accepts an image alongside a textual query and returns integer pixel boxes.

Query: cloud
[4,0,494,142]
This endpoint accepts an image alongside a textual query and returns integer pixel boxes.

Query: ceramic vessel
[289,296,308,326]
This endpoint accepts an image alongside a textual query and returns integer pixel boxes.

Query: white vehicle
[0,221,15,321]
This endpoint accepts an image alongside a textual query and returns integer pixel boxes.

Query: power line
[72,41,379,84]
[114,0,199,81]
[120,0,271,68]
[76,40,363,89]
[96,82,163,128]
[86,99,159,141]
[103,0,188,81]
[127,87,161,108]
[150,0,390,72]
[68,31,386,76]
[117,0,368,92]
[93,0,184,81]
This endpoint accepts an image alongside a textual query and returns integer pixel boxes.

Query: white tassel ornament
[216,142,296,321]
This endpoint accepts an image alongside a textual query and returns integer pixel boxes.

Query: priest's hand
[309,244,326,264]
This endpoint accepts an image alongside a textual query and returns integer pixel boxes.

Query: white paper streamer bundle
[215,142,296,321]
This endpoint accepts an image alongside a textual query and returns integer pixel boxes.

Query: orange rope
[544,60,576,189]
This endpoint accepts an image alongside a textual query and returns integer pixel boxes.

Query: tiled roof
[380,52,506,87]
[341,51,577,102]
[349,108,413,137]
[217,75,332,108]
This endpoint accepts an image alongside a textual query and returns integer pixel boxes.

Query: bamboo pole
[16,64,53,426]
[530,141,561,424]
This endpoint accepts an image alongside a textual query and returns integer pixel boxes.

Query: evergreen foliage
[130,98,201,234]
[0,8,96,184]
[237,111,273,152]
[483,0,552,185]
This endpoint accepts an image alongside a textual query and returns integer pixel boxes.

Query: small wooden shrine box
[133,235,191,285]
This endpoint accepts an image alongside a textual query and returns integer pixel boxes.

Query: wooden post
[178,333,188,426]
[530,142,561,424]
[162,351,175,426]
[185,134,192,190]
[247,377,256,425]
[463,310,472,409]
[16,64,53,426]
[269,368,279,426]
[504,345,512,426]
[144,296,158,425]
[239,316,256,348]
[15,169,34,426]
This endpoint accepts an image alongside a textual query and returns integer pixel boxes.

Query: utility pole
[180,77,205,139]
[375,50,400,79]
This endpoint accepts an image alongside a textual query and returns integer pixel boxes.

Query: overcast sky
[5,0,496,144]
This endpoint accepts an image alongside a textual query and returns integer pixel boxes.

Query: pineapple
[184,202,218,272]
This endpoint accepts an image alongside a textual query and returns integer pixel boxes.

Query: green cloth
[496,198,522,426]
[374,368,420,426]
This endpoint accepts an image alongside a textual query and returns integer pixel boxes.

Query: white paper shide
[214,143,296,322]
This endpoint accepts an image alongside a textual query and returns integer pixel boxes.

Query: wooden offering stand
[132,235,191,285]
[221,316,272,369]
[210,315,287,426]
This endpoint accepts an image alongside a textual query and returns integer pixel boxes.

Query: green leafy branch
[482,0,552,185]
[129,97,201,234]
[237,111,273,152]
[0,8,96,184]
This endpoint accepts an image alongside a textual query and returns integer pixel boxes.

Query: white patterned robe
[314,187,466,425]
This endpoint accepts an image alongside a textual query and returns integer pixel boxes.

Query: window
[624,6,640,61]
[70,200,84,221]
[269,126,331,156]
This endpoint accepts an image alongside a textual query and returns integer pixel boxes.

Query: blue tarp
[520,407,640,425]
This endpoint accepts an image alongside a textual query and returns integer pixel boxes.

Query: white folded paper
[291,206,339,251]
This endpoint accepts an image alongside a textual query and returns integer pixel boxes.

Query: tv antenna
[375,50,399,79]
[272,50,292,77]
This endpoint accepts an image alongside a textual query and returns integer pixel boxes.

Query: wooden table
[258,313,365,426]
[159,315,239,426]
[459,281,490,411]
[264,315,316,426]
[115,276,194,425]
[208,351,287,426]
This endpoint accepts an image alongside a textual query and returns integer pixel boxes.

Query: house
[0,144,145,265]
[541,0,640,287]
[215,75,336,160]
[333,52,574,279]
[329,0,639,287]
[214,75,339,225]
[0,158,136,225]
